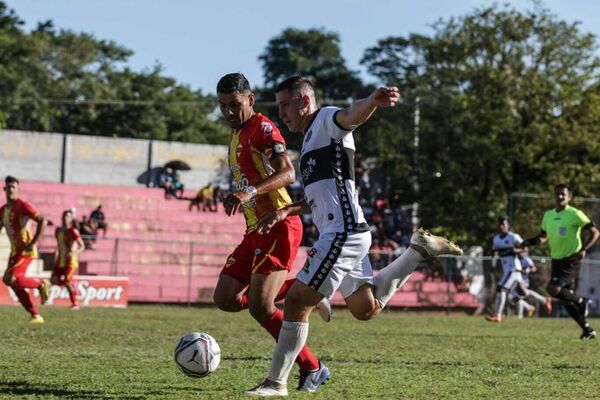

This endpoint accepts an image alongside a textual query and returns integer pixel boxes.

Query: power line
[0,98,352,107]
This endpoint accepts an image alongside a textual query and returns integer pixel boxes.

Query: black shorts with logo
[550,254,581,289]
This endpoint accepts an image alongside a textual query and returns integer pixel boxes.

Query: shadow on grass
[0,380,144,399]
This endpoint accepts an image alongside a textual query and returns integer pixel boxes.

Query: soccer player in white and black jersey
[485,217,529,322]
[245,76,463,397]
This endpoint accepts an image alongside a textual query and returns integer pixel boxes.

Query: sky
[8,0,600,95]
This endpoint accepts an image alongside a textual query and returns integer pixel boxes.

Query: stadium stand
[0,180,478,309]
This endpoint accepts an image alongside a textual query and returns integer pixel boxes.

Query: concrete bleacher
[1,180,478,309]
[14,180,246,303]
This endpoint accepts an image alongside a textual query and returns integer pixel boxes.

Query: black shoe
[580,330,596,340]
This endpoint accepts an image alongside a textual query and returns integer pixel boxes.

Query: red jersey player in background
[0,176,49,323]
[51,209,84,309]
[212,73,329,391]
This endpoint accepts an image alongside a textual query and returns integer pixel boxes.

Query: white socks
[525,289,547,305]
[373,247,425,308]
[267,321,309,385]
[517,299,533,318]
[494,291,507,316]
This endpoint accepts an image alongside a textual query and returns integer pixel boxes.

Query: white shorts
[499,269,523,291]
[296,231,373,299]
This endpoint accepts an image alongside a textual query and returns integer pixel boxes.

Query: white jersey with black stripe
[492,232,523,272]
[299,106,368,236]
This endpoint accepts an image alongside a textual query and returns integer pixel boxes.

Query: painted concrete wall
[0,129,229,190]
[0,130,63,182]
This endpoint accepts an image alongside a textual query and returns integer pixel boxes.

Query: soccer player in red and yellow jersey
[213,73,325,385]
[0,176,49,323]
[51,209,84,309]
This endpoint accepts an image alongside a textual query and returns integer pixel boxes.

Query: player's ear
[248,92,256,108]
[294,94,309,109]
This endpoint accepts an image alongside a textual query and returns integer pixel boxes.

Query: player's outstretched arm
[335,86,400,131]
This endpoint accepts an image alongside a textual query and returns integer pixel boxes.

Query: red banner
[0,275,129,308]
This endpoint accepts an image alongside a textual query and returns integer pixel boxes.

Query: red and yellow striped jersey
[55,226,81,268]
[228,113,293,232]
[0,199,39,257]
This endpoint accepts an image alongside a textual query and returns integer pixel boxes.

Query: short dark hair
[498,216,508,225]
[216,73,251,94]
[275,75,315,94]
[5,175,19,185]
[62,209,72,218]
[555,183,571,193]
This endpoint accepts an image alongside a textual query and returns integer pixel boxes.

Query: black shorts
[550,255,581,289]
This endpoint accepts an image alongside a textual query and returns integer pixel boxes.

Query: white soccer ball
[174,332,221,378]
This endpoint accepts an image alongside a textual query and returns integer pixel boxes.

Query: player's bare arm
[72,236,85,256]
[256,200,311,235]
[224,151,295,216]
[24,214,47,252]
[335,86,400,130]
[577,224,600,260]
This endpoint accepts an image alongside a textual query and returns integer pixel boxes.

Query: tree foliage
[361,4,600,244]
[0,2,227,143]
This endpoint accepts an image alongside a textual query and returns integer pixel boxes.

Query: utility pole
[411,96,420,227]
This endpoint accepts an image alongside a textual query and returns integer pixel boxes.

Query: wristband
[244,185,257,198]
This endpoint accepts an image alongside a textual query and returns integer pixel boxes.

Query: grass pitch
[1,304,599,399]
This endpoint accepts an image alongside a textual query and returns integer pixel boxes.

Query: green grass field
[1,305,600,399]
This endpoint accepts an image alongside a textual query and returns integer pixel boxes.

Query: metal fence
[36,234,600,315]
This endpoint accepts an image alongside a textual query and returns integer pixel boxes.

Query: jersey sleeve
[574,209,591,227]
[321,107,353,140]
[513,233,523,246]
[71,228,82,240]
[256,117,287,159]
[20,200,39,219]
[491,236,498,251]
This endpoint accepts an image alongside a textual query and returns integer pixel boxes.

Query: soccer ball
[174,332,221,378]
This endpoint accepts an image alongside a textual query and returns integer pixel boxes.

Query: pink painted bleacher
[20,180,244,303]
[21,180,479,309]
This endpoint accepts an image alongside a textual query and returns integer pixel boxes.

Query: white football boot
[409,228,463,258]
[245,380,288,397]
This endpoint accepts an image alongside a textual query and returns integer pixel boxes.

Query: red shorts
[51,264,77,282]
[220,215,302,285]
[6,254,33,278]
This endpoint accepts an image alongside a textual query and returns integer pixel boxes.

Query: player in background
[520,184,599,339]
[512,254,552,318]
[212,73,328,391]
[245,76,462,396]
[485,217,529,322]
[0,176,49,323]
[51,209,85,309]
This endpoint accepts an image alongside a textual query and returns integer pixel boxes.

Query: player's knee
[213,292,241,312]
[546,284,559,296]
[349,304,378,321]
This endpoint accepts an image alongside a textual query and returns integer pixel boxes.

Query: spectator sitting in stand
[189,183,217,212]
[90,205,108,238]
[79,216,98,250]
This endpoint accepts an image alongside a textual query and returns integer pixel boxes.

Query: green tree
[0,2,227,144]
[257,27,369,150]
[361,4,600,244]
